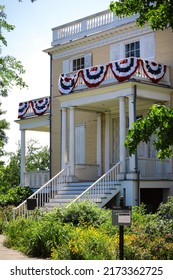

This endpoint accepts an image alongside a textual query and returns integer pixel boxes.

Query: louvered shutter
[110,43,121,61]
[84,53,92,68]
[140,34,155,60]
[62,59,70,73]
[75,125,85,164]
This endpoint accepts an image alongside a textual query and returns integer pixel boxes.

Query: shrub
[0,186,32,206]
[50,201,110,227]
[51,226,119,260]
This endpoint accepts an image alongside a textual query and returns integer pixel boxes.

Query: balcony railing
[18,96,50,119]
[52,10,138,45]
[58,57,170,95]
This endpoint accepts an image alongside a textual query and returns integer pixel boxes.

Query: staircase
[43,182,92,210]
[13,162,121,219]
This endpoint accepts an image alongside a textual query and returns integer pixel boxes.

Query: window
[125,41,140,58]
[63,53,92,73]
[72,57,85,71]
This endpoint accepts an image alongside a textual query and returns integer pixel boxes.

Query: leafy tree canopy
[125,104,173,159]
[109,0,173,31]
[0,140,50,189]
[0,5,28,97]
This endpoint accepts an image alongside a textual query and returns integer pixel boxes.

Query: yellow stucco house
[14,9,173,216]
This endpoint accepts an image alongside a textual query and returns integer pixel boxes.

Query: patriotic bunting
[140,60,167,83]
[109,57,140,82]
[18,101,30,118]
[58,72,79,94]
[80,64,109,88]
[31,97,50,116]
[58,57,167,95]
[18,98,50,118]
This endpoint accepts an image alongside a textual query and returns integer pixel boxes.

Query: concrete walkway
[0,235,40,260]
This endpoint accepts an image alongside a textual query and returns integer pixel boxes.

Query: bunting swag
[58,73,79,94]
[58,57,167,95]
[109,57,140,82]
[140,60,167,83]
[18,101,30,118]
[31,97,50,115]
[80,65,109,88]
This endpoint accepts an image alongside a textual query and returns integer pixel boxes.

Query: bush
[0,186,32,206]
[49,200,111,227]
[3,199,173,260]
[51,226,119,260]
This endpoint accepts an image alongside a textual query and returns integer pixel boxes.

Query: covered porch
[59,80,173,182]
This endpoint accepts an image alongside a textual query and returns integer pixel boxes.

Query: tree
[109,0,173,31]
[0,5,29,160]
[0,5,27,97]
[125,104,173,159]
[0,140,50,188]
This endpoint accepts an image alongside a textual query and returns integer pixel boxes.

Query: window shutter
[62,59,70,73]
[110,43,121,61]
[75,125,85,164]
[140,34,155,60]
[84,53,92,68]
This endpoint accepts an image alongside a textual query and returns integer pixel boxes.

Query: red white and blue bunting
[140,60,167,83]
[18,97,50,118]
[58,72,79,94]
[18,101,30,118]
[80,64,109,88]
[109,57,140,82]
[31,97,50,116]
[58,57,167,95]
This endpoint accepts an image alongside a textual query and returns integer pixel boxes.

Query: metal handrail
[13,164,70,219]
[67,161,121,207]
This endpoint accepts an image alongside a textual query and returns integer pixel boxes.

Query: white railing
[24,171,50,190]
[138,158,171,178]
[13,165,70,219]
[73,64,170,91]
[67,162,121,207]
[52,10,137,45]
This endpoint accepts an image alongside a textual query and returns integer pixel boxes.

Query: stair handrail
[67,161,121,207]
[13,164,70,219]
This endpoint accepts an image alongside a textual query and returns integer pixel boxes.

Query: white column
[105,112,110,173]
[119,97,126,174]
[61,108,67,169]
[20,129,26,186]
[128,95,136,172]
[97,113,102,177]
[69,107,76,179]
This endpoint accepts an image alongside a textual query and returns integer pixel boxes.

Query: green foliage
[109,0,173,31]
[3,199,173,259]
[0,186,32,207]
[25,140,50,171]
[0,102,9,159]
[51,200,111,227]
[0,6,27,96]
[125,104,173,159]
[0,140,50,189]
[0,205,13,233]
[0,5,28,161]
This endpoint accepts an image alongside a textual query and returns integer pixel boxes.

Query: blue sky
[1,0,111,155]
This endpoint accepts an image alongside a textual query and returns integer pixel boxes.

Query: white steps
[43,182,120,210]
[43,182,92,209]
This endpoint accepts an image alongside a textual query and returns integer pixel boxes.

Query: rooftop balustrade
[52,10,138,45]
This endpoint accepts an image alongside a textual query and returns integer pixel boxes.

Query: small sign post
[112,196,132,260]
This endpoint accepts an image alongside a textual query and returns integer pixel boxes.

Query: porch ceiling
[59,81,171,114]
[75,98,159,116]
[15,114,50,132]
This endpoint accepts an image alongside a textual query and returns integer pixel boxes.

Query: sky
[1,0,111,157]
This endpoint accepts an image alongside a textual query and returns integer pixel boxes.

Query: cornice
[50,24,152,60]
